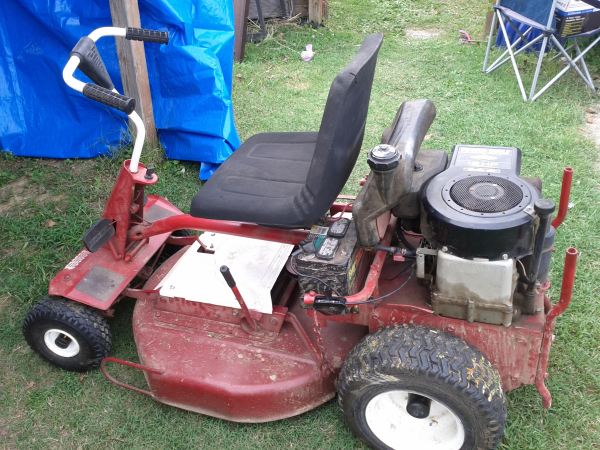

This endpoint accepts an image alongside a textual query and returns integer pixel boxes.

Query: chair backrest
[304,33,383,216]
[499,0,557,28]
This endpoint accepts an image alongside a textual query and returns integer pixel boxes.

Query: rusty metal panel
[76,266,126,303]
[144,204,176,222]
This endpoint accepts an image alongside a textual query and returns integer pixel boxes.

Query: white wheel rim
[43,329,81,358]
[365,390,465,450]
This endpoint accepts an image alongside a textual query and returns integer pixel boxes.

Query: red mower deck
[116,251,366,422]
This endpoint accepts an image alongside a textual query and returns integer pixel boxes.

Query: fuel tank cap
[368,144,400,171]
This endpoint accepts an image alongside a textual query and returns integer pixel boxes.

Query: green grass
[1,0,600,448]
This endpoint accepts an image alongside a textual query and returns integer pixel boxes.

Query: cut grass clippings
[1,0,599,448]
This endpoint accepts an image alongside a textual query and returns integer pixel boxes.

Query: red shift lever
[220,265,258,331]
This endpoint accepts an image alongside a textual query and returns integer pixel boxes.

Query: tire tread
[338,325,506,450]
[23,297,111,371]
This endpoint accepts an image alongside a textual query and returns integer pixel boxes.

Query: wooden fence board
[109,0,158,144]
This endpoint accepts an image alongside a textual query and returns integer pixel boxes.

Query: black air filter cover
[422,145,538,259]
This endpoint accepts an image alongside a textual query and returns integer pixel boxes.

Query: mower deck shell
[132,250,368,422]
[48,194,182,310]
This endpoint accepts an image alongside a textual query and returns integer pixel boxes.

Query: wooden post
[309,0,327,26]
[109,0,158,144]
[234,0,250,62]
[483,0,496,38]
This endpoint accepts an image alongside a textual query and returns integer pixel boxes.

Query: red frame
[129,214,309,246]
[552,167,573,229]
[49,161,578,412]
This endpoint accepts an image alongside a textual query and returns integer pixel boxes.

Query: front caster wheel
[338,325,506,450]
[23,297,111,372]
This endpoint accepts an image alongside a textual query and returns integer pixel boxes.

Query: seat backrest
[303,33,383,217]
[498,0,557,28]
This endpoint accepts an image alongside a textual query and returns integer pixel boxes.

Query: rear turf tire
[338,325,506,450]
[23,297,111,372]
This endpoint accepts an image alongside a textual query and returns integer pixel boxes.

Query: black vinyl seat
[190,33,383,228]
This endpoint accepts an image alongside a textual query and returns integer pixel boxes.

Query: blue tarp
[0,0,240,180]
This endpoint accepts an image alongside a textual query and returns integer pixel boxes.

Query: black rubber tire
[23,297,111,372]
[338,325,506,450]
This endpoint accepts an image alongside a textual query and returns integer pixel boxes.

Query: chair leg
[574,40,595,90]
[550,35,595,90]
[488,32,543,73]
[549,41,572,62]
[487,28,538,74]
[483,13,528,73]
[531,34,600,101]
[483,9,499,72]
[528,35,550,101]
[497,10,528,101]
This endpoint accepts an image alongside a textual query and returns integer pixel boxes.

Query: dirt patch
[405,28,442,40]
[582,106,600,171]
[0,295,10,314]
[0,247,17,259]
[0,418,16,450]
[0,177,65,214]
[288,81,309,91]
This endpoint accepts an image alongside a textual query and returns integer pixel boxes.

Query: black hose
[396,229,417,253]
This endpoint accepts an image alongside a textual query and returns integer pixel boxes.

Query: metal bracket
[416,247,438,279]
[100,357,163,397]
[523,204,536,218]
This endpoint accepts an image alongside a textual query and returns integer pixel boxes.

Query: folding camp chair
[483,0,600,102]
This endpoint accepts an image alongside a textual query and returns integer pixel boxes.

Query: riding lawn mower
[22,28,578,450]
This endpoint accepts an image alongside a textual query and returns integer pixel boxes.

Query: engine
[347,101,556,326]
[419,145,554,326]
